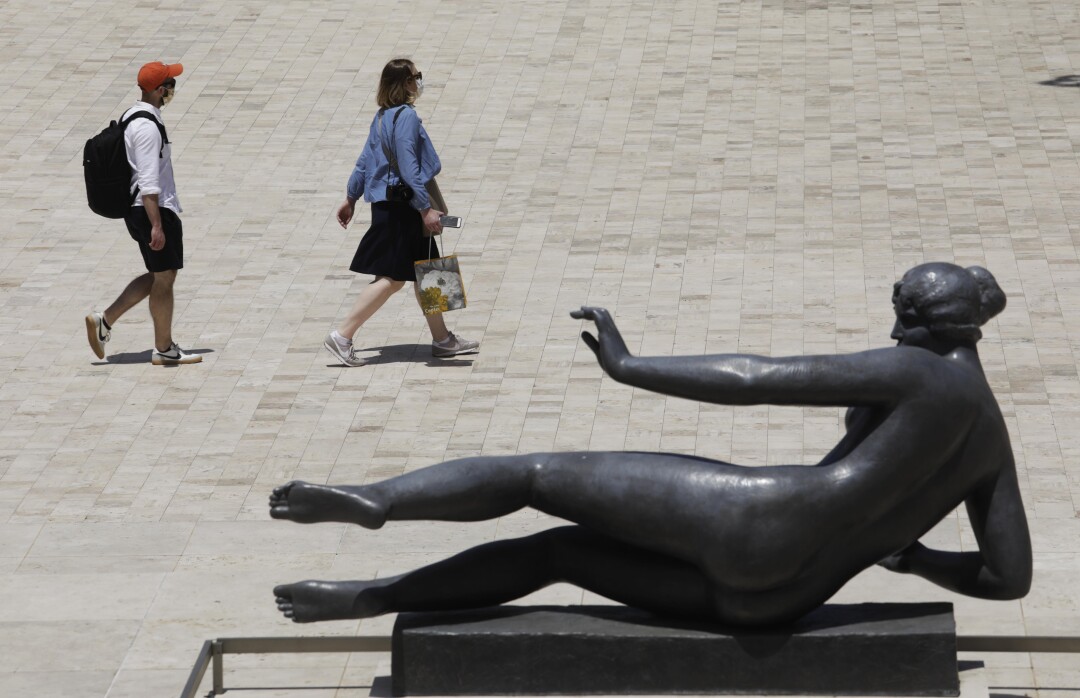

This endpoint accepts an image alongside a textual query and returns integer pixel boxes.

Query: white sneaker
[85,311,111,359]
[432,332,480,358]
[324,332,364,367]
[152,342,203,365]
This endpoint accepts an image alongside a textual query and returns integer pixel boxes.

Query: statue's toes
[272,482,299,498]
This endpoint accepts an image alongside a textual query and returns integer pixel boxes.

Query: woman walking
[325,58,479,366]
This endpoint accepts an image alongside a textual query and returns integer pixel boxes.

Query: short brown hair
[377,58,416,109]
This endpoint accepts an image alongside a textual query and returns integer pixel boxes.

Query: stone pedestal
[390,603,959,696]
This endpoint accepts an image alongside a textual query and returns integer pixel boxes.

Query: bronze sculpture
[270,263,1031,626]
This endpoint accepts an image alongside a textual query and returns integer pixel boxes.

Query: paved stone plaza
[2,0,1080,695]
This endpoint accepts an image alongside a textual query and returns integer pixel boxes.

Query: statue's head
[891,263,1006,346]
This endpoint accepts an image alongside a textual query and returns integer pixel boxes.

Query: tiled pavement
[2,0,1080,695]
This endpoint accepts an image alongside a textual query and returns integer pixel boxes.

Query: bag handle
[428,209,457,259]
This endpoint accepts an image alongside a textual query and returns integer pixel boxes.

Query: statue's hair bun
[966,266,1006,324]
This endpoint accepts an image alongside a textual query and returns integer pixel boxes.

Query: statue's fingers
[589,307,614,330]
[570,306,595,321]
[581,332,601,357]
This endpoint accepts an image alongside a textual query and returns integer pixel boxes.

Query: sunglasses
[409,72,423,81]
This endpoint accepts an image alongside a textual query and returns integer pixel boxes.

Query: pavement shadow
[91,348,215,366]
[370,676,393,697]
[1039,75,1080,87]
[325,343,475,368]
[92,350,152,365]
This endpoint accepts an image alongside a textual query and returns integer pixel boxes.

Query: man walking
[85,61,201,365]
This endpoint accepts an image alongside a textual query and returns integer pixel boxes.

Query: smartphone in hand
[440,215,463,228]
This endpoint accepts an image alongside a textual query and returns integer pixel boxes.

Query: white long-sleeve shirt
[122,102,181,214]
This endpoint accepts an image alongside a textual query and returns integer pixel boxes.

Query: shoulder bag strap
[378,106,410,183]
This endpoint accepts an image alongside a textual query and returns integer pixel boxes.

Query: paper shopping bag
[415,255,467,315]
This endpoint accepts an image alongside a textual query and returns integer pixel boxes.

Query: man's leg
[103,273,154,326]
[149,269,176,352]
[87,272,155,358]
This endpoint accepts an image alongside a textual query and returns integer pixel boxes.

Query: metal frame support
[180,636,393,697]
[180,633,1080,698]
[180,640,213,698]
[211,640,224,696]
[957,635,1080,653]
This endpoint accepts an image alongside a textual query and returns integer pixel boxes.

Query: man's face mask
[160,83,175,106]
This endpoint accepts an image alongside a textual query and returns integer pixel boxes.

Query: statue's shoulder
[852,346,981,396]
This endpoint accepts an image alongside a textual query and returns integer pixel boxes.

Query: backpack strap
[377,105,412,184]
[121,111,169,158]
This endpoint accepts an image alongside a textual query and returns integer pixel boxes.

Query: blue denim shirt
[346,105,442,211]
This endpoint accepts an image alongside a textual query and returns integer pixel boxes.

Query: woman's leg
[338,277,406,339]
[274,526,716,622]
[414,283,450,342]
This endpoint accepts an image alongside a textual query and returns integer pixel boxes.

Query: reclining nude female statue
[270,262,1031,626]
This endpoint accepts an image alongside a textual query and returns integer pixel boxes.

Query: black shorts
[125,206,184,272]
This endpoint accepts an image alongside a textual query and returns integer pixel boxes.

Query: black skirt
[350,201,439,281]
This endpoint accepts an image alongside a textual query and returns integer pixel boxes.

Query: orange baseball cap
[137,62,184,92]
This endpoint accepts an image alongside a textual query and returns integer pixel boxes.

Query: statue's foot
[274,580,385,623]
[269,481,386,527]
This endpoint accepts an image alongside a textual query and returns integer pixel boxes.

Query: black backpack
[83,111,167,219]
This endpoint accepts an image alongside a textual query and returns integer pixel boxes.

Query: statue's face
[891,317,933,346]
[891,281,932,346]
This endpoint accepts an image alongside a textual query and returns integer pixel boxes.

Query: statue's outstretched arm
[880,463,1032,600]
[572,306,918,408]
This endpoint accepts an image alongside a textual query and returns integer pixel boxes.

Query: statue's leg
[270,451,737,565]
[269,453,547,527]
[274,526,717,623]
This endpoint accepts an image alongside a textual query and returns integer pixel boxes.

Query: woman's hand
[422,207,444,235]
[570,306,631,376]
[337,199,356,229]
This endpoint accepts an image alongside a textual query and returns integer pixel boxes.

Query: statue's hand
[877,542,924,573]
[877,551,909,573]
[571,306,630,374]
